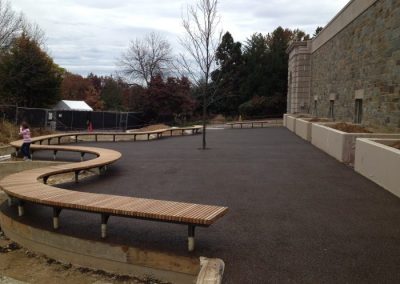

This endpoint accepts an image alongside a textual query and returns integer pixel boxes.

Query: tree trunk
[202,90,207,149]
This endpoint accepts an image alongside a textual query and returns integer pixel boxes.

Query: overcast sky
[10,0,349,76]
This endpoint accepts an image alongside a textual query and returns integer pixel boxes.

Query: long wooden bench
[226,120,283,129]
[0,130,227,252]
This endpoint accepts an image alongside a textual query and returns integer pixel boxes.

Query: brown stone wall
[311,0,400,131]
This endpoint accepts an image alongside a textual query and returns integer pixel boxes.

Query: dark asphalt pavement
[4,127,400,283]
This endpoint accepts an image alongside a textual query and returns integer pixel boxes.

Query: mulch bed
[391,141,400,150]
[329,122,372,133]
[307,118,331,122]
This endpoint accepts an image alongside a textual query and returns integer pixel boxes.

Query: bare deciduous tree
[119,32,173,86]
[0,0,23,51]
[0,1,46,53]
[21,18,46,47]
[179,0,221,150]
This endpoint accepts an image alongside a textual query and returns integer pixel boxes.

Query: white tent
[54,100,93,111]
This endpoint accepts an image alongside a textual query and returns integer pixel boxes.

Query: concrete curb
[196,257,225,284]
[0,209,200,284]
[0,276,28,284]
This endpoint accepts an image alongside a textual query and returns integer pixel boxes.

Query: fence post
[15,104,18,125]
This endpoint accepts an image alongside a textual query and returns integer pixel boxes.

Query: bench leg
[53,208,62,229]
[58,137,61,144]
[43,176,49,184]
[53,150,57,161]
[99,165,107,175]
[74,170,80,183]
[7,195,13,207]
[80,152,85,161]
[17,201,24,216]
[101,214,110,238]
[188,225,196,252]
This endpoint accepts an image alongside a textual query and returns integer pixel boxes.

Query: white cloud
[10,0,350,76]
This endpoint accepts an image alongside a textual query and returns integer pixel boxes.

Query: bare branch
[117,32,173,86]
[0,0,23,51]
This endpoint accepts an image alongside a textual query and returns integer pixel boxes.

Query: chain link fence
[0,105,144,131]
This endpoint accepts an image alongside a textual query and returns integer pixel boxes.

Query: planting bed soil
[296,114,311,118]
[329,122,372,133]
[308,118,330,122]
[391,141,400,150]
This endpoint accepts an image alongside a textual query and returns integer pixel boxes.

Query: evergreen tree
[101,76,124,111]
[211,32,244,116]
[0,33,62,107]
[240,33,271,100]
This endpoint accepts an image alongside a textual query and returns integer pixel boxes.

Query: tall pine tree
[211,32,244,116]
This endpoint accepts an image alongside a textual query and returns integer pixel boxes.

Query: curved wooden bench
[28,126,202,146]
[0,129,227,252]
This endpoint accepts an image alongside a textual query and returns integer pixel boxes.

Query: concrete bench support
[101,214,110,238]
[188,225,196,252]
[53,208,62,229]
[17,201,24,217]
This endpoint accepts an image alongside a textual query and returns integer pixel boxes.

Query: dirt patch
[137,124,170,131]
[329,122,372,133]
[0,231,169,283]
[210,114,227,123]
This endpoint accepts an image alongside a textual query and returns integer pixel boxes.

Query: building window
[354,99,363,124]
[313,99,318,116]
[328,100,335,120]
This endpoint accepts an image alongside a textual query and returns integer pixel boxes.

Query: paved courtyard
[5,127,400,283]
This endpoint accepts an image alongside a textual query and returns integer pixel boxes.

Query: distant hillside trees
[60,73,104,110]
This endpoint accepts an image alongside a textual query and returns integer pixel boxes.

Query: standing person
[19,122,32,161]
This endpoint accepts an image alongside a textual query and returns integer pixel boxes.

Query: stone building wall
[311,0,400,130]
[287,0,400,131]
[287,41,312,113]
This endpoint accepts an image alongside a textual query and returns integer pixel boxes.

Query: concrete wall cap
[196,257,225,284]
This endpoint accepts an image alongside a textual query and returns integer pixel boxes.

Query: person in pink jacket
[19,122,32,161]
